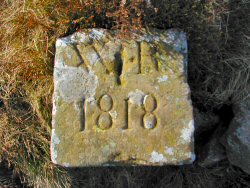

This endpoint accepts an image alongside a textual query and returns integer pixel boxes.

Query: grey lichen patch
[149,151,167,163]
[70,32,91,43]
[55,29,105,46]
[51,129,60,164]
[52,92,59,116]
[165,147,174,156]
[81,46,101,66]
[89,28,105,40]
[128,89,145,105]
[180,120,195,144]
[56,38,71,48]
[157,75,168,83]
[54,67,98,103]
[163,29,187,54]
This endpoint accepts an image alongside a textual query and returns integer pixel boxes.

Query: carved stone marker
[51,29,195,166]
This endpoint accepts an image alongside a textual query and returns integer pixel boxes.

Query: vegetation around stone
[0,0,249,187]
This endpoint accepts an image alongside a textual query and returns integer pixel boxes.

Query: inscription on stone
[51,29,195,166]
[82,94,158,131]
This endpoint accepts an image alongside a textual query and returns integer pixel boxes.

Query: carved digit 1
[80,99,85,131]
[98,95,113,130]
[123,99,129,129]
[143,95,157,129]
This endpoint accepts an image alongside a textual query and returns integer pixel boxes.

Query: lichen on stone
[51,28,194,166]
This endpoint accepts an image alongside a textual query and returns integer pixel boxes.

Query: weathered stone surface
[51,28,194,166]
[222,101,250,174]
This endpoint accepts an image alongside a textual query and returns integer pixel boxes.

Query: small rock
[193,107,220,137]
[222,100,250,174]
[198,125,227,167]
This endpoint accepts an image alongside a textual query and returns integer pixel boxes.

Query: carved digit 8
[98,95,113,130]
[143,95,157,129]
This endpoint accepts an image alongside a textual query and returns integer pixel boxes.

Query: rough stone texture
[51,28,194,167]
[222,101,250,174]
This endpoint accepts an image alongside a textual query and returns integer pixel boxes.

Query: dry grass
[0,0,249,187]
[63,163,250,188]
[189,0,250,108]
[0,0,76,186]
